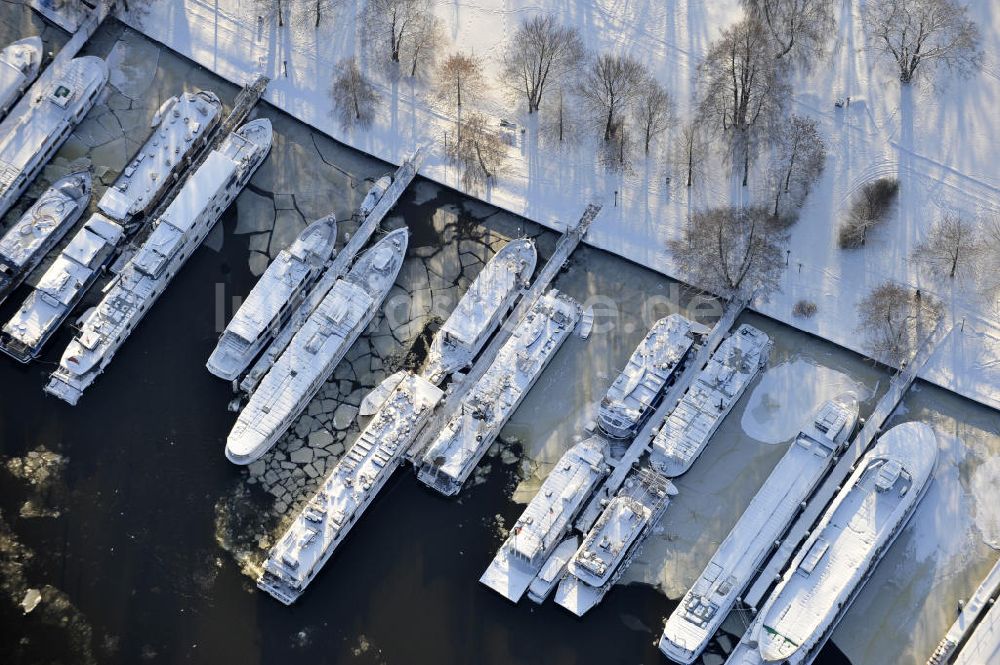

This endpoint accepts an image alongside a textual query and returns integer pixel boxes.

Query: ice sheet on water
[740,358,872,445]
[106,35,159,100]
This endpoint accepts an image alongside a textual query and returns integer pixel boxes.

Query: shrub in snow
[838,177,899,249]
[793,300,817,318]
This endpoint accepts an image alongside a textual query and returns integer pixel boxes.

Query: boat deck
[98,91,222,224]
[258,374,443,604]
[480,437,608,603]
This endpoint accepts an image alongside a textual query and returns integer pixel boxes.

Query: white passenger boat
[659,394,859,664]
[597,313,698,439]
[0,36,42,120]
[258,373,443,605]
[98,91,222,227]
[206,214,338,381]
[44,119,273,405]
[651,324,771,477]
[416,289,582,496]
[225,228,408,464]
[554,467,677,616]
[422,237,536,384]
[0,56,108,221]
[0,171,91,305]
[480,437,609,603]
[1,213,123,362]
[728,421,938,665]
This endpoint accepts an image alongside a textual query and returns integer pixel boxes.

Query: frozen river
[0,12,997,665]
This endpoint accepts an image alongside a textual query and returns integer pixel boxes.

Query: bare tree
[699,18,789,186]
[253,0,285,28]
[362,0,431,66]
[911,213,983,281]
[501,15,584,114]
[742,0,835,69]
[435,52,486,112]
[404,12,443,78]
[331,57,380,129]
[838,177,899,248]
[864,0,982,84]
[633,78,673,155]
[668,205,788,299]
[768,113,826,222]
[577,54,647,142]
[857,281,942,366]
[674,119,708,188]
[445,112,509,189]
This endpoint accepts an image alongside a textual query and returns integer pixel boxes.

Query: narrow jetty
[926,557,1000,665]
[741,321,952,611]
[727,422,938,665]
[405,203,600,465]
[239,148,425,394]
[658,395,860,664]
[574,301,744,533]
[416,289,582,496]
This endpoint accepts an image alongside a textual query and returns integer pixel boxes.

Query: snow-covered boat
[0,171,91,305]
[225,228,408,464]
[0,36,42,120]
[416,289,582,496]
[729,421,938,665]
[206,214,338,381]
[527,535,580,604]
[651,324,772,477]
[0,56,108,221]
[44,119,273,405]
[258,373,443,605]
[480,436,609,603]
[359,174,391,218]
[422,237,536,384]
[98,91,222,227]
[554,467,677,616]
[0,213,124,362]
[597,313,698,439]
[659,393,859,664]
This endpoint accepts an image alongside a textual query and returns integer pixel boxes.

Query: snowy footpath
[117,0,999,410]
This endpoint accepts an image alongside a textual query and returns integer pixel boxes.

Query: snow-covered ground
[116,0,1000,411]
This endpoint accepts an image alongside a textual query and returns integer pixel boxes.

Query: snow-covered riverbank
[114,0,1000,412]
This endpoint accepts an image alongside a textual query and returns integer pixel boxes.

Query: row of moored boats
[0,30,971,665]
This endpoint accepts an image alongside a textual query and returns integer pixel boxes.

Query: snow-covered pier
[742,321,953,611]
[927,557,1000,665]
[574,300,744,533]
[238,148,424,394]
[405,203,599,464]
